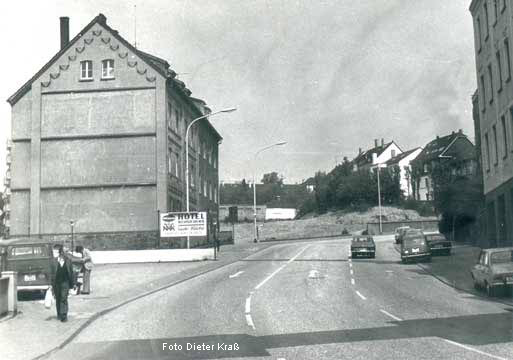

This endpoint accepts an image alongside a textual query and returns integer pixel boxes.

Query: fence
[366,220,439,235]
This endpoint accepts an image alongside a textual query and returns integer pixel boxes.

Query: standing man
[75,245,93,294]
[51,244,74,322]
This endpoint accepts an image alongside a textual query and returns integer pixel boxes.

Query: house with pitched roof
[411,130,476,201]
[352,138,403,172]
[6,14,223,249]
[385,147,423,198]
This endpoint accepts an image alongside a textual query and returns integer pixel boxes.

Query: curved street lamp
[253,141,287,243]
[185,107,236,248]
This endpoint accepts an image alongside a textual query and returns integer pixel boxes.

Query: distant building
[6,14,221,249]
[470,0,513,247]
[385,147,423,198]
[352,139,403,172]
[411,131,476,201]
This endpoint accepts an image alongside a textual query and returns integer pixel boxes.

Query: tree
[261,172,284,185]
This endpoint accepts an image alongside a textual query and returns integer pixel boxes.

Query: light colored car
[471,247,513,296]
[394,226,411,244]
[401,231,431,263]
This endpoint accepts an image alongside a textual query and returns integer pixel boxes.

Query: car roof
[483,247,513,253]
[0,238,53,246]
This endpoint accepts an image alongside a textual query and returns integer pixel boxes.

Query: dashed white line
[443,339,508,360]
[254,245,310,290]
[245,314,255,329]
[229,271,245,278]
[350,269,354,275]
[349,263,353,268]
[351,278,355,285]
[245,296,251,314]
[380,309,402,321]
[355,291,366,300]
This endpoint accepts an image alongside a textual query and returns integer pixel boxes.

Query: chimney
[458,129,463,134]
[60,17,70,50]
[381,138,384,147]
[374,139,378,148]
[359,147,362,155]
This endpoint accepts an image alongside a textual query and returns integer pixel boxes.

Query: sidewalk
[416,245,513,306]
[0,241,272,360]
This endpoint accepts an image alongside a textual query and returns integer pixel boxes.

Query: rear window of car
[490,250,513,264]
[404,237,426,245]
[426,235,446,241]
[8,246,48,259]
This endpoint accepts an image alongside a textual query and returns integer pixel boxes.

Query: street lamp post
[252,142,287,243]
[185,107,236,248]
[70,220,74,254]
[373,163,386,234]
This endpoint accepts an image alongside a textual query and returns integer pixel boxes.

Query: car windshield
[426,235,445,241]
[8,245,48,259]
[490,251,513,265]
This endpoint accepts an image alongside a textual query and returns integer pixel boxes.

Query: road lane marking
[254,245,310,290]
[443,339,508,360]
[245,314,255,329]
[380,309,402,321]
[350,269,354,275]
[355,291,366,300]
[229,271,245,278]
[245,296,251,314]
[349,262,352,268]
[351,278,355,285]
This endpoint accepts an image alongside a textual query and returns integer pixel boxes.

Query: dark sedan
[351,235,376,258]
[425,233,452,256]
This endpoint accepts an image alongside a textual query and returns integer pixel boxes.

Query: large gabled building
[352,139,403,172]
[6,14,222,249]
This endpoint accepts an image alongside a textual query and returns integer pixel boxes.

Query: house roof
[353,141,401,166]
[6,13,222,141]
[386,147,421,166]
[413,131,471,164]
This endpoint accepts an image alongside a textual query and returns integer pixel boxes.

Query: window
[168,152,172,174]
[505,38,512,81]
[101,59,114,78]
[477,17,482,51]
[493,0,498,25]
[501,115,508,157]
[391,149,396,157]
[496,50,503,91]
[175,109,180,134]
[488,64,494,103]
[214,187,218,203]
[485,132,491,171]
[167,103,173,129]
[493,125,499,165]
[213,153,217,169]
[480,75,486,110]
[484,2,490,39]
[80,60,93,80]
[423,164,428,173]
[510,106,513,153]
[175,153,181,178]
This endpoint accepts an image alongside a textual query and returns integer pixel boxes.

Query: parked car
[400,231,431,263]
[425,233,452,256]
[394,226,411,244]
[351,235,376,258]
[471,247,513,296]
[0,238,54,293]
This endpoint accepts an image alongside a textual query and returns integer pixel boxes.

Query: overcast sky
[0,0,476,185]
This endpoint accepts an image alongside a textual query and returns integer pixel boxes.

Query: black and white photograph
[0,1,512,359]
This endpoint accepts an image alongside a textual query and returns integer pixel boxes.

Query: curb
[0,311,17,323]
[32,243,274,360]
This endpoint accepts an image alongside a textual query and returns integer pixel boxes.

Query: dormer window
[80,60,93,80]
[102,59,114,79]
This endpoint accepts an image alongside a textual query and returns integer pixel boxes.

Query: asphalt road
[49,237,513,360]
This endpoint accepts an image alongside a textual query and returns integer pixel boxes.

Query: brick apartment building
[470,0,513,247]
[6,14,221,249]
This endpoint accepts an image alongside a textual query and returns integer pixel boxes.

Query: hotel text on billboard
[160,212,207,237]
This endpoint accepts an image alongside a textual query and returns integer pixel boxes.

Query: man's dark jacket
[50,256,75,289]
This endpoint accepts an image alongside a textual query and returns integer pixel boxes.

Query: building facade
[470,0,513,247]
[411,131,477,201]
[6,14,221,249]
[352,139,403,172]
[385,147,422,198]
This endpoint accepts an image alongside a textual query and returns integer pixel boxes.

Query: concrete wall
[367,220,439,235]
[0,277,8,316]
[265,208,297,220]
[9,191,29,235]
[40,137,156,187]
[10,142,30,189]
[41,90,155,137]
[219,205,266,222]
[11,90,32,140]
[40,186,156,234]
